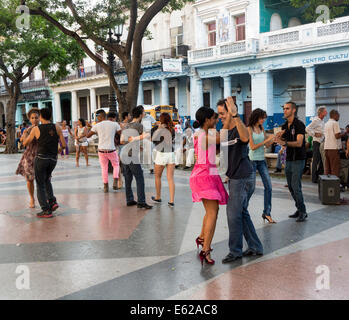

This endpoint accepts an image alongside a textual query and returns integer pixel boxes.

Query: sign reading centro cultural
[162,58,183,73]
[302,52,349,65]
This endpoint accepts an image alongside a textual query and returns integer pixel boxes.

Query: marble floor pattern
[0,154,348,300]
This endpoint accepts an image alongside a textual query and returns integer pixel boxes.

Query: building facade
[188,0,349,128]
[51,4,196,126]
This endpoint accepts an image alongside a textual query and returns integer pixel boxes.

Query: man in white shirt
[87,109,121,193]
[139,105,156,174]
[324,109,344,178]
[306,106,327,183]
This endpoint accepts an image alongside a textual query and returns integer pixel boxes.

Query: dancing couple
[190,97,263,266]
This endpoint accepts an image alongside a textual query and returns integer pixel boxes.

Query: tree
[22,0,194,114]
[290,0,349,22]
[0,0,85,153]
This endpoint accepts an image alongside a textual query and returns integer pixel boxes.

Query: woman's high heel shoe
[262,214,277,224]
[199,249,215,266]
[195,237,204,249]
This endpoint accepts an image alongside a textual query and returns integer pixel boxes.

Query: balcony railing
[188,39,257,64]
[142,45,189,65]
[62,65,107,81]
[259,15,349,52]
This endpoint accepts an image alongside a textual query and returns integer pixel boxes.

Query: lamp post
[107,24,123,114]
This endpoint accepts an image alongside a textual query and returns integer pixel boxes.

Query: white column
[90,88,97,117]
[137,81,144,105]
[197,78,203,108]
[190,75,197,120]
[250,71,273,114]
[250,71,274,128]
[223,76,232,98]
[54,92,62,123]
[161,78,169,105]
[71,90,78,125]
[304,65,316,126]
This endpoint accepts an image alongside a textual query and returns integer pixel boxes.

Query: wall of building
[259,0,305,33]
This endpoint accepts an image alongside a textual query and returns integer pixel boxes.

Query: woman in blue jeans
[247,109,276,223]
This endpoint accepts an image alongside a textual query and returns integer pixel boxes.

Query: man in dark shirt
[218,97,263,263]
[275,101,307,222]
[23,108,66,218]
[120,106,152,210]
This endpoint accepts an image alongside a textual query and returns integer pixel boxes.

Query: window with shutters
[207,22,216,47]
[235,14,245,41]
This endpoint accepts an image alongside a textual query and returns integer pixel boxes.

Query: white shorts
[154,151,175,166]
[75,141,88,147]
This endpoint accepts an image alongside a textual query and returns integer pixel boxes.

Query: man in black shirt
[218,97,263,263]
[24,108,66,218]
[275,101,307,222]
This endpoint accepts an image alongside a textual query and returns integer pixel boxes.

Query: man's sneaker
[242,248,263,257]
[104,183,109,193]
[137,203,153,209]
[50,202,59,212]
[37,210,53,218]
[296,212,308,222]
[127,201,138,207]
[222,254,242,264]
[289,210,299,218]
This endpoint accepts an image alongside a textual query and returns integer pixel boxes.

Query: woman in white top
[74,118,89,167]
[60,120,73,159]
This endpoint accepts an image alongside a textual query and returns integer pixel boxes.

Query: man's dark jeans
[285,160,306,214]
[34,156,57,211]
[312,141,323,183]
[226,173,263,257]
[122,162,146,204]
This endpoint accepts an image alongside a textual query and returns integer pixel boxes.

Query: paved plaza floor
[0,153,349,300]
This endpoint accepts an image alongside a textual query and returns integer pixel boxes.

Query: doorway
[243,101,252,125]
[61,99,71,125]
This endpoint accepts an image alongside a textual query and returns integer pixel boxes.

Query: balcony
[259,15,349,53]
[188,39,258,64]
[62,65,107,82]
[141,45,189,65]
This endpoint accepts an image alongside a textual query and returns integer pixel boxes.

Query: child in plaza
[16,108,40,208]
[189,107,229,266]
[87,109,121,193]
[23,108,66,218]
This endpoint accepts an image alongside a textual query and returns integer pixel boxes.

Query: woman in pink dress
[190,107,228,266]
[16,108,40,208]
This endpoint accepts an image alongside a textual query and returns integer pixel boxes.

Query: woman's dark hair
[27,108,40,120]
[132,106,143,119]
[248,108,267,130]
[193,107,215,129]
[121,111,129,121]
[159,112,174,132]
[78,118,86,127]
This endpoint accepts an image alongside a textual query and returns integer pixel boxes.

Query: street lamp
[107,23,124,114]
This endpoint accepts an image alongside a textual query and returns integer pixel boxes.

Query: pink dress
[189,130,228,205]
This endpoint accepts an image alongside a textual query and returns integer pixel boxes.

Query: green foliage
[290,0,349,22]
[0,0,85,84]
[23,0,194,45]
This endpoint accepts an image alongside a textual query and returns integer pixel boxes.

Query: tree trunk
[5,98,18,154]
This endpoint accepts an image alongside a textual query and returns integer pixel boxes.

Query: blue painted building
[187,0,349,128]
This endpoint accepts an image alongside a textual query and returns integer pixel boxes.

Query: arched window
[270,13,282,31]
[288,17,301,28]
